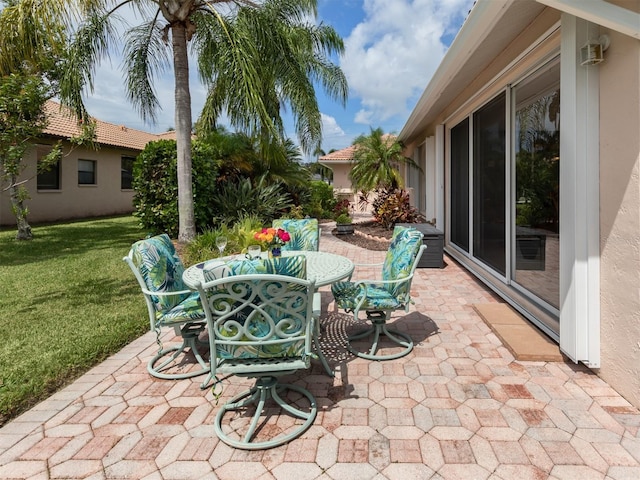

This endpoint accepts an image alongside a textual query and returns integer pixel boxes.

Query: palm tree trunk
[172,23,196,243]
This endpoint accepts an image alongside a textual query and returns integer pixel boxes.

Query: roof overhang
[537,0,640,40]
[399,0,639,144]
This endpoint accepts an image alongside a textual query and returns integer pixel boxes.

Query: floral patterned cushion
[130,234,196,316]
[203,254,307,282]
[381,226,423,298]
[200,255,309,361]
[158,291,204,325]
[331,226,422,312]
[331,282,402,311]
[272,218,319,251]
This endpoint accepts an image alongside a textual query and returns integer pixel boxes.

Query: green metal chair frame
[272,218,320,251]
[332,226,426,361]
[196,270,317,450]
[124,234,209,381]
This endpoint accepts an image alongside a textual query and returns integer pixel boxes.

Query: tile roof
[319,145,356,162]
[319,134,397,163]
[43,100,171,151]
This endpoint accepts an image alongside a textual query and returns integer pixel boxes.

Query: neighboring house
[399,0,639,408]
[0,100,173,226]
[319,134,420,213]
[318,145,356,203]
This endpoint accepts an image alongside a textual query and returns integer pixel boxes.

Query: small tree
[0,73,61,240]
[349,127,419,195]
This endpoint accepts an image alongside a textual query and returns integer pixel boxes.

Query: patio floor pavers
[1,218,639,480]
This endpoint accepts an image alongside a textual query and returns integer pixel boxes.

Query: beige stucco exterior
[598,27,640,408]
[399,0,640,408]
[0,101,171,227]
[0,142,137,226]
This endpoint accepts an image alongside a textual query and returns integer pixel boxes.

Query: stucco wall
[0,142,136,226]
[329,163,352,192]
[598,29,640,408]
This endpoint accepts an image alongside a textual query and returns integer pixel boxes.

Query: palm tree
[2,0,347,242]
[349,127,419,195]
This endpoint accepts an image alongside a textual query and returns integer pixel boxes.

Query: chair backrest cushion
[382,226,423,298]
[272,218,319,251]
[129,234,189,312]
[203,254,307,282]
[200,256,310,361]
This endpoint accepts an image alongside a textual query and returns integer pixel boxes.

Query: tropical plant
[349,127,420,195]
[56,0,347,243]
[210,177,293,226]
[371,188,421,229]
[333,198,351,219]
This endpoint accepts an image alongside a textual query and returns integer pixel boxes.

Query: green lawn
[0,216,149,426]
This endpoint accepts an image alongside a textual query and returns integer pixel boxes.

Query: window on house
[36,147,61,190]
[121,156,135,190]
[78,159,96,185]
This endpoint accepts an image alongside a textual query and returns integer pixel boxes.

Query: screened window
[78,159,96,185]
[121,156,135,189]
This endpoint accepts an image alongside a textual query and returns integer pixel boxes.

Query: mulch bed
[331,221,393,251]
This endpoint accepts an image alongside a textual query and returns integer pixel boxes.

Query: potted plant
[335,213,354,235]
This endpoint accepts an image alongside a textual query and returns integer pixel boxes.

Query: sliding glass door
[513,62,560,310]
[473,94,506,275]
[450,119,469,252]
[447,59,560,330]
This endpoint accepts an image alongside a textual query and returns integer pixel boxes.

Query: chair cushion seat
[157,291,205,325]
[331,281,402,310]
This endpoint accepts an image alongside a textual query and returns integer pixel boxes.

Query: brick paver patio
[1,220,639,479]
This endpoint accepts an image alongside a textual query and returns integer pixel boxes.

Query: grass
[0,216,149,426]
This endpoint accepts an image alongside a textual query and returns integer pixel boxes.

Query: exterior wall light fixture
[581,35,610,66]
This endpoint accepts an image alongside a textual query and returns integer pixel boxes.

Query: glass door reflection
[513,61,560,310]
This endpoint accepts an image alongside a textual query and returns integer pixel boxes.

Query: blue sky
[83,0,475,156]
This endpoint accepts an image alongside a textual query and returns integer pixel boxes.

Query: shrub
[335,213,352,224]
[302,181,337,219]
[182,214,264,265]
[372,189,421,229]
[132,140,179,236]
[210,177,293,226]
[132,139,218,236]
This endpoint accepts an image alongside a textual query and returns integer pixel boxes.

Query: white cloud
[82,55,207,134]
[341,0,474,125]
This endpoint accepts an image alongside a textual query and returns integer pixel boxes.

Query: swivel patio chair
[124,234,209,381]
[331,226,426,360]
[196,255,317,449]
[272,218,319,251]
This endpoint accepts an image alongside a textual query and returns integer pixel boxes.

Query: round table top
[182,250,354,289]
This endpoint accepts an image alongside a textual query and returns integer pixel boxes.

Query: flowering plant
[253,227,291,248]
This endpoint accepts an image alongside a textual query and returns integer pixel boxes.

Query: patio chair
[272,218,319,251]
[331,226,426,360]
[196,255,317,449]
[124,234,209,381]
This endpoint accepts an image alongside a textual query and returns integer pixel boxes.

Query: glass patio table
[182,250,355,377]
